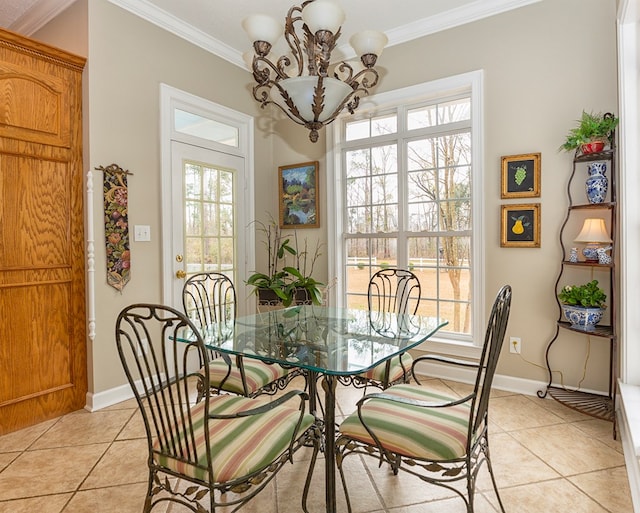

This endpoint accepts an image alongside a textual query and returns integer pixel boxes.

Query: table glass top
[179,305,447,375]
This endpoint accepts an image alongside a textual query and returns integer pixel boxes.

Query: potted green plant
[246,218,323,308]
[560,111,619,154]
[557,279,607,330]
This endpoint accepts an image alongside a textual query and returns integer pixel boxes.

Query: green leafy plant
[560,111,619,152]
[558,280,607,308]
[246,217,323,307]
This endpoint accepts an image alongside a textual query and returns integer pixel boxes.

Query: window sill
[411,336,482,360]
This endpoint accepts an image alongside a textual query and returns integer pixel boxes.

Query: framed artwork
[278,161,319,229]
[501,153,541,198]
[501,203,541,248]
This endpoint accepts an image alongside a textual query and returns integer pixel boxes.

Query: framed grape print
[501,203,541,248]
[501,153,541,198]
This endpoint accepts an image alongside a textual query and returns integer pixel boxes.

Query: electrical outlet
[510,336,521,354]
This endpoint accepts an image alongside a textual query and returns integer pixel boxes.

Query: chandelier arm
[252,81,307,128]
[345,67,381,90]
[333,62,354,83]
[253,56,289,83]
[283,4,306,76]
[319,88,364,126]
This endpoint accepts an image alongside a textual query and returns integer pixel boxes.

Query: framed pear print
[501,203,540,248]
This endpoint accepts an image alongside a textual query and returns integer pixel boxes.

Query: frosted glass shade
[274,76,352,122]
[242,14,282,45]
[574,218,612,243]
[302,0,345,34]
[350,30,388,57]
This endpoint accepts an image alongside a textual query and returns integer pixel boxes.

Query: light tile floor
[0,377,633,513]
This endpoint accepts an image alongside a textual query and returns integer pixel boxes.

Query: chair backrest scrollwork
[182,272,236,330]
[115,304,213,478]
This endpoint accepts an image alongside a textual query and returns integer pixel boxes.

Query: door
[160,86,255,316]
[167,141,249,312]
[0,30,86,435]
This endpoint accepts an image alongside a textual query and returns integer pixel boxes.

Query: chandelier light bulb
[350,30,388,60]
[242,14,282,47]
[302,0,345,35]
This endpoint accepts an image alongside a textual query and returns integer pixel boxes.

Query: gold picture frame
[501,203,541,248]
[501,153,541,198]
[278,161,319,229]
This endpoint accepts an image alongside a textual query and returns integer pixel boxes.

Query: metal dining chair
[336,285,512,513]
[341,268,421,390]
[182,272,299,397]
[115,303,319,513]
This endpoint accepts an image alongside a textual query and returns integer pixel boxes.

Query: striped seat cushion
[153,394,315,483]
[208,358,290,395]
[339,384,471,461]
[358,353,413,384]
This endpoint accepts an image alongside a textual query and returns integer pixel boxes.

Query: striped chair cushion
[208,358,290,395]
[339,383,471,461]
[358,353,413,384]
[153,394,314,483]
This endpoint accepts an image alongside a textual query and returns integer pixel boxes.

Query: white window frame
[327,70,485,357]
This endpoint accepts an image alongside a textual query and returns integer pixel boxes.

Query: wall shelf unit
[538,126,617,426]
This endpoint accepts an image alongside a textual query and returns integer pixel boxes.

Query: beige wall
[33,0,618,397]
[272,0,619,391]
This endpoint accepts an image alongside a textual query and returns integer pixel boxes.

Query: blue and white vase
[586,161,608,204]
[561,304,605,331]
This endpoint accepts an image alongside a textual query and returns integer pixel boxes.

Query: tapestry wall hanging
[98,163,132,291]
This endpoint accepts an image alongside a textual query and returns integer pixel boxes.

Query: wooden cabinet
[538,128,617,425]
[0,28,86,435]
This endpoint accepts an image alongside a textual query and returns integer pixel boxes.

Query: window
[330,72,484,344]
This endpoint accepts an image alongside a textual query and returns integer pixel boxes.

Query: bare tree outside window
[343,98,472,336]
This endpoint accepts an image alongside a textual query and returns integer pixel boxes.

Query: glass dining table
[180,304,447,513]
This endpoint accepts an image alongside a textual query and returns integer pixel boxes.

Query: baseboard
[85,372,169,412]
[413,360,606,398]
[618,381,640,513]
[85,383,135,412]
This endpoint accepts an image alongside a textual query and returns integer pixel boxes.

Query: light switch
[134,225,151,242]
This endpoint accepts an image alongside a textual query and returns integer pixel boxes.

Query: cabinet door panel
[0,29,86,435]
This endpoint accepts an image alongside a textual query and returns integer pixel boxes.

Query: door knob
[176,269,187,279]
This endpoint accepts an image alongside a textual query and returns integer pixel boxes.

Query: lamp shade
[350,30,388,57]
[302,0,345,34]
[274,76,352,123]
[574,218,612,243]
[242,14,282,45]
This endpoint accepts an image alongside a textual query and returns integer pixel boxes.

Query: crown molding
[107,0,245,68]
[111,0,540,70]
[10,0,77,35]
[384,0,542,48]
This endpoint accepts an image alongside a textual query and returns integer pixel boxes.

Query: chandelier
[242,0,387,143]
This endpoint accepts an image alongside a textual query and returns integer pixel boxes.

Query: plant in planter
[557,279,607,330]
[559,111,619,154]
[247,218,323,308]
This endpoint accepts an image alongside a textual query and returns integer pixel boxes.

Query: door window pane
[183,160,235,275]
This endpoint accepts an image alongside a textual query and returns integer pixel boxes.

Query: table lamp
[574,218,612,262]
